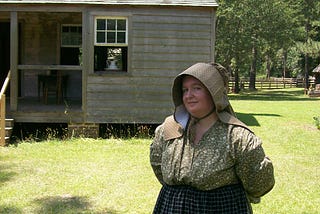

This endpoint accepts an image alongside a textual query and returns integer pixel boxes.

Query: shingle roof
[0,0,218,7]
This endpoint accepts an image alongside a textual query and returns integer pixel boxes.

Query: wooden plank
[0,1,218,7]
[132,7,214,17]
[132,22,211,32]
[132,14,211,24]
[87,83,170,93]
[131,52,210,62]
[86,107,172,124]
[0,95,5,146]
[81,9,89,115]
[132,30,211,40]
[17,64,82,70]
[87,75,173,84]
[210,8,216,62]
[0,5,84,12]
[132,44,211,54]
[87,91,170,101]
[87,100,171,109]
[130,61,206,70]
[11,111,84,123]
[10,11,18,111]
[132,37,210,47]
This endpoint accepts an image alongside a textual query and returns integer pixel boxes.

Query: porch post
[82,9,90,117]
[210,8,216,62]
[10,11,18,111]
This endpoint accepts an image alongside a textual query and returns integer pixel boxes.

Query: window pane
[117,32,126,43]
[96,19,106,30]
[117,19,126,30]
[107,48,122,70]
[61,25,82,47]
[107,19,116,30]
[62,26,69,33]
[94,46,127,72]
[107,32,115,43]
[70,26,77,32]
[96,32,105,43]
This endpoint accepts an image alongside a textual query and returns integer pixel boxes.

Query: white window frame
[94,16,128,46]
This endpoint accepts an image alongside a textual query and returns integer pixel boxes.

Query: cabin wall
[86,6,215,124]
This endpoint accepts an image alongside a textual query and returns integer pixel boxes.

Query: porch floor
[6,97,83,123]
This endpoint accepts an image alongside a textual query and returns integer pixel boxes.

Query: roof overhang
[0,0,218,7]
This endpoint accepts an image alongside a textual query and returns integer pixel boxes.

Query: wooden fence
[229,77,315,90]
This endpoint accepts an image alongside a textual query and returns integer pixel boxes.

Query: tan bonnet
[163,62,250,141]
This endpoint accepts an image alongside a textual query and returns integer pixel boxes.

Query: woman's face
[182,76,214,118]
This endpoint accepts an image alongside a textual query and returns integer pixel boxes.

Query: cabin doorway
[0,22,10,92]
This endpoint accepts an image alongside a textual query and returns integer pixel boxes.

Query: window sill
[93,70,130,76]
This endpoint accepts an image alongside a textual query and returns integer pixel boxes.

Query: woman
[150,62,274,213]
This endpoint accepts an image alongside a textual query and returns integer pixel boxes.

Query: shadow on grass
[35,194,119,214]
[0,170,16,185]
[236,112,281,126]
[0,206,22,214]
[34,195,90,213]
[34,195,119,214]
[0,158,17,185]
[229,88,319,101]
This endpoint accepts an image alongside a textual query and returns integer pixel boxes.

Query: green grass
[230,88,320,214]
[0,88,319,213]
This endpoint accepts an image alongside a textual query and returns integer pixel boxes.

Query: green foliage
[216,0,320,81]
[313,116,320,129]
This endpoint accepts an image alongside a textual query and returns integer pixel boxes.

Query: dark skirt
[153,184,252,214]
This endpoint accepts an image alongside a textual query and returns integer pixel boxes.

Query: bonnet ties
[193,108,215,123]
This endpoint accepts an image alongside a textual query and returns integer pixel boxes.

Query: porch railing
[0,70,11,146]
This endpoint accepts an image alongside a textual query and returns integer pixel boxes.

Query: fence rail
[229,77,315,90]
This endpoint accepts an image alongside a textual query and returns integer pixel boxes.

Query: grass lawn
[0,88,319,213]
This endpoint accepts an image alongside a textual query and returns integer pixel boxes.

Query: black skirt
[153,184,252,214]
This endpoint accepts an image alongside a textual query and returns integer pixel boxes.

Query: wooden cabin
[0,0,218,137]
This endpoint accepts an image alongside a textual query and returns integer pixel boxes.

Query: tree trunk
[282,50,287,78]
[304,19,310,93]
[234,68,240,93]
[305,53,309,92]
[249,45,257,90]
[265,55,271,79]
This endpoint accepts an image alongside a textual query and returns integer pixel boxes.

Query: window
[94,17,128,72]
[61,25,82,47]
[61,25,82,65]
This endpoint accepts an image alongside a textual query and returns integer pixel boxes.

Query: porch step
[1,118,15,146]
[5,118,14,127]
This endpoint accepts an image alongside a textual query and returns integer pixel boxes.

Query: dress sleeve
[230,126,275,203]
[150,124,165,185]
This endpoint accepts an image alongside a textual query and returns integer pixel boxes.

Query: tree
[216,0,296,91]
[216,0,252,92]
[283,0,320,90]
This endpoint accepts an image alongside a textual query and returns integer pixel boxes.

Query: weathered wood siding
[0,4,216,124]
[86,7,215,124]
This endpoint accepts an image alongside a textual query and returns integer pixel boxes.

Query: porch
[7,96,83,123]
[4,64,84,123]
